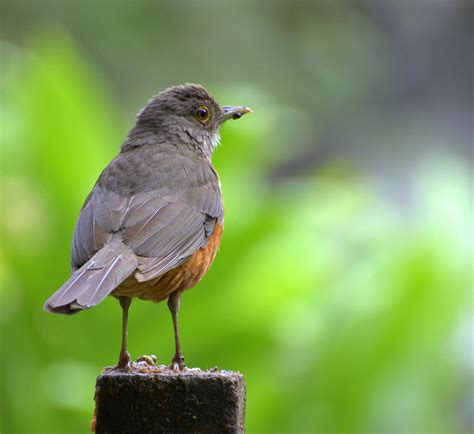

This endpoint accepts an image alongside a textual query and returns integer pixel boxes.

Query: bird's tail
[44,241,138,315]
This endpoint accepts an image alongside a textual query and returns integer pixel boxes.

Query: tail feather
[44,241,137,315]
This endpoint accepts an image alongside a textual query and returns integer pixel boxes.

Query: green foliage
[0,34,471,434]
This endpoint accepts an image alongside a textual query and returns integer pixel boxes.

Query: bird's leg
[168,291,186,370]
[116,296,132,370]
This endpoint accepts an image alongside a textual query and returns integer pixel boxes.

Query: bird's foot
[169,353,186,371]
[114,351,132,372]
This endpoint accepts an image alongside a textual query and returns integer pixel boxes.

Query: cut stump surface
[93,362,246,434]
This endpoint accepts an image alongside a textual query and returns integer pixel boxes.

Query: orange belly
[113,223,223,302]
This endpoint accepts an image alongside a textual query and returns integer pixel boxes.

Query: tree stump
[92,360,246,434]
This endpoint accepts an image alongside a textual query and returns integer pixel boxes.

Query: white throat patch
[210,131,221,151]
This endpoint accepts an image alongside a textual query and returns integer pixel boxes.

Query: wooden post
[92,361,246,434]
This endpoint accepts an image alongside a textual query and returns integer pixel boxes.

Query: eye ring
[195,106,211,123]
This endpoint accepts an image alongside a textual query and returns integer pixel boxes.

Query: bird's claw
[169,354,186,371]
[115,351,132,372]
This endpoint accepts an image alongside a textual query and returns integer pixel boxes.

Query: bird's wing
[71,158,223,282]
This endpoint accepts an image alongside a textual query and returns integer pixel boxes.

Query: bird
[44,83,251,370]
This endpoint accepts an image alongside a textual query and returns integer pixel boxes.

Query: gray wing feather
[93,188,128,232]
[135,224,206,281]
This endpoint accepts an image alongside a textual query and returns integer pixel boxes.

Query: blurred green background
[0,1,472,433]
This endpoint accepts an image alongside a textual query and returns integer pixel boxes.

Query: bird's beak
[220,106,252,122]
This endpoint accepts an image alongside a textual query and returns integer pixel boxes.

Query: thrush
[44,84,251,370]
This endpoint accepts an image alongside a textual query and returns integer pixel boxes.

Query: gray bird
[44,84,251,370]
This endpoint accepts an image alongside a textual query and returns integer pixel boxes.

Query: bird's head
[124,83,251,157]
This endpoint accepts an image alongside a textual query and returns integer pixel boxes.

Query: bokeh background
[0,0,472,433]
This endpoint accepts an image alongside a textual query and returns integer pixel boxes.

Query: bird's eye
[195,106,211,123]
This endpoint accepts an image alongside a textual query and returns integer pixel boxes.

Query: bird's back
[72,143,223,269]
[46,141,224,314]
